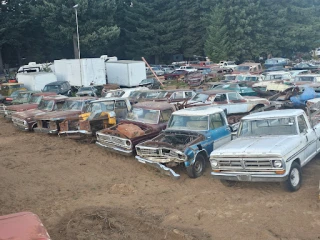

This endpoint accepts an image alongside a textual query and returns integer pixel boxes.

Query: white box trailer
[106,60,146,87]
[16,72,57,91]
[54,58,106,87]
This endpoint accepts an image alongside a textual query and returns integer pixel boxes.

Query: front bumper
[135,156,180,180]
[34,128,58,134]
[59,130,92,139]
[96,141,133,156]
[211,171,289,182]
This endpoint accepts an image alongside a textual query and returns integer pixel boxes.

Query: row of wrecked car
[1,81,320,193]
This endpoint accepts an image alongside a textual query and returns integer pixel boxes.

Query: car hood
[211,135,301,158]
[139,130,205,151]
[7,103,38,111]
[13,109,47,120]
[34,110,81,120]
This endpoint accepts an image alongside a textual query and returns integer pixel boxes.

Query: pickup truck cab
[210,109,320,191]
[177,66,198,73]
[135,106,232,179]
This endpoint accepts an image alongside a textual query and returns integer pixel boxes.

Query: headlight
[211,159,218,168]
[273,160,282,168]
[125,140,131,146]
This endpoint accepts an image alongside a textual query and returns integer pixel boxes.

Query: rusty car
[58,98,132,140]
[12,95,68,131]
[4,92,57,120]
[96,101,176,156]
[33,97,96,134]
[178,90,270,123]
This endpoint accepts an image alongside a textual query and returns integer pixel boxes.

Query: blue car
[135,106,232,179]
[264,58,290,69]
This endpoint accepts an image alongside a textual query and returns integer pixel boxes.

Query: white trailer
[16,72,57,91]
[106,60,146,87]
[54,58,106,87]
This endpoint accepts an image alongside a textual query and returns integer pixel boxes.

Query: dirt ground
[0,118,319,240]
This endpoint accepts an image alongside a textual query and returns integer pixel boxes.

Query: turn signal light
[213,170,221,173]
[275,170,285,175]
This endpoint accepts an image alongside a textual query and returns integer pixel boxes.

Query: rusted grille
[12,117,25,127]
[0,104,6,115]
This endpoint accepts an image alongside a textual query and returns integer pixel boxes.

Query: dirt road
[0,118,319,239]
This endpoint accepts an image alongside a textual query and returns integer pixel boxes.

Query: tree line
[1,0,320,73]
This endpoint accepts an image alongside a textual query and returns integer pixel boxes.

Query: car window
[160,109,173,123]
[228,92,240,101]
[173,92,183,99]
[297,115,308,133]
[214,94,227,102]
[185,92,193,98]
[209,113,224,129]
[115,100,127,109]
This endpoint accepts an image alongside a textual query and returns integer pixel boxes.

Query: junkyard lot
[0,118,319,240]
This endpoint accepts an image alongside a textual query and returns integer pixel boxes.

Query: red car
[0,212,51,240]
[163,70,188,80]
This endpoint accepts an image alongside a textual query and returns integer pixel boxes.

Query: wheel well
[292,158,301,166]
[196,150,208,160]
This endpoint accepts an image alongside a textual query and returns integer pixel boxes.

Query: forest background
[1,0,320,73]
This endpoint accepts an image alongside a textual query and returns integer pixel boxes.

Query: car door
[227,92,247,114]
[297,114,317,165]
[209,113,231,150]
[115,100,129,120]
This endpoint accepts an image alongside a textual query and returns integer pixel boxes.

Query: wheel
[284,162,302,192]
[220,179,236,187]
[186,154,206,178]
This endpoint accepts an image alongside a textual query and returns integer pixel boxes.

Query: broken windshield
[168,115,208,131]
[127,108,160,124]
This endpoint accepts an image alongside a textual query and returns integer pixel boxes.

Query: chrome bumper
[211,171,289,182]
[34,128,58,134]
[96,141,133,156]
[13,123,29,131]
[135,156,180,180]
[59,130,92,139]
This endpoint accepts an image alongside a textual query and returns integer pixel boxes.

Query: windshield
[61,100,84,110]
[16,93,30,100]
[294,76,314,82]
[30,95,42,104]
[235,66,250,71]
[168,115,208,131]
[191,93,208,102]
[38,100,54,111]
[140,79,152,84]
[86,101,114,113]
[244,76,259,81]
[235,75,246,81]
[78,87,92,92]
[264,74,283,80]
[43,85,61,93]
[126,108,160,124]
[224,75,236,81]
[239,118,297,137]
[10,91,21,97]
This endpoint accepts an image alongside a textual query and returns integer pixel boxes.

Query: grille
[97,133,130,149]
[217,159,274,170]
[137,147,185,162]
[0,105,6,115]
[12,117,25,127]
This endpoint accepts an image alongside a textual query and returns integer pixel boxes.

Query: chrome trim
[135,156,180,180]
[96,141,133,156]
[211,171,288,182]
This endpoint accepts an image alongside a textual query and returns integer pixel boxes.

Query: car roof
[202,89,236,95]
[173,106,223,116]
[43,95,68,101]
[243,109,304,120]
[45,81,69,86]
[91,97,127,103]
[133,101,175,110]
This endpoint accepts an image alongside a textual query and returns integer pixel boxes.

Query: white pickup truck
[177,66,198,73]
[210,109,320,191]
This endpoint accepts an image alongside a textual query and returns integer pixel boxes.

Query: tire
[220,179,236,187]
[186,154,206,178]
[284,162,302,192]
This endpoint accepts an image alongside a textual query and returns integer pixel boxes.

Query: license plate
[237,174,252,181]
